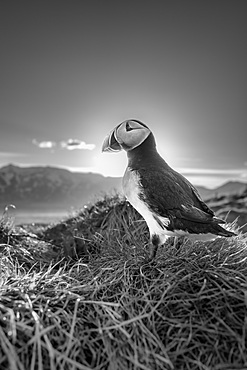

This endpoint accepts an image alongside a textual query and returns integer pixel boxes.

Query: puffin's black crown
[129,119,149,129]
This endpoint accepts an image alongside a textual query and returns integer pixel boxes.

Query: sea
[15,210,69,225]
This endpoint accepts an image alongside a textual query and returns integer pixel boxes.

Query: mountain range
[0,164,246,224]
[197,181,247,199]
[0,164,246,206]
[0,164,121,210]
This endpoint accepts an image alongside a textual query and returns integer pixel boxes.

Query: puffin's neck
[127,133,167,170]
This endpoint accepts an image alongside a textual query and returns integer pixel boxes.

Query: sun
[93,151,127,177]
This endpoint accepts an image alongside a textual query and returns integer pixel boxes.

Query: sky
[0,0,246,188]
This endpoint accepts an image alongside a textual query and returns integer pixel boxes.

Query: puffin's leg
[148,234,161,261]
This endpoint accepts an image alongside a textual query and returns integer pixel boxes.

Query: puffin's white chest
[122,167,170,245]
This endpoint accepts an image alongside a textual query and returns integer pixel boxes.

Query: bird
[102,119,236,260]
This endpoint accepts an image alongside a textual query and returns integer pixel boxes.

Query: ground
[0,195,246,370]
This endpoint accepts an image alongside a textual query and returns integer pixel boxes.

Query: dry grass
[0,195,247,370]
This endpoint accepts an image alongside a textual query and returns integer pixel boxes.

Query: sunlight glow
[93,151,127,177]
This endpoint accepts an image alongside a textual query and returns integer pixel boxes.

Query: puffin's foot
[144,235,160,263]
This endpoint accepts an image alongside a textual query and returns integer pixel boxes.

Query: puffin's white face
[102,119,151,152]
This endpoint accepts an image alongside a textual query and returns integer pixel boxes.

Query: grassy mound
[0,195,247,370]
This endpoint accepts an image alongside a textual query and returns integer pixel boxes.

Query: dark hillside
[0,164,121,210]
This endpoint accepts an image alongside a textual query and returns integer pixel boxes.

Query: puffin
[102,119,236,260]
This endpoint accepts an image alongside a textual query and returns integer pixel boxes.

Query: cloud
[60,139,95,151]
[32,138,95,151]
[32,139,56,149]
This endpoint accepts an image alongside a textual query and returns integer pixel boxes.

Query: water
[15,210,69,225]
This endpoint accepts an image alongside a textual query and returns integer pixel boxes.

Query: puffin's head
[102,119,151,153]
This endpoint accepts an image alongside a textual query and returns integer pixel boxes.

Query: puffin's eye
[126,121,134,132]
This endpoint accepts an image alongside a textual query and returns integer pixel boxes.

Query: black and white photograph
[0,1,246,369]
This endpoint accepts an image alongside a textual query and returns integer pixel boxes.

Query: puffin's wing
[179,173,217,218]
[138,168,219,224]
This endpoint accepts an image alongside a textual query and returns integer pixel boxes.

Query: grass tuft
[0,194,247,369]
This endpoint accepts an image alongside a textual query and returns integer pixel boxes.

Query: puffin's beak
[102,129,122,152]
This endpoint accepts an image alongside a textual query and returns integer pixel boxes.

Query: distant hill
[196,181,247,199]
[0,164,121,210]
[211,181,247,195]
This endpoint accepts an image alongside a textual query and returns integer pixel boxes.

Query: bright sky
[1,0,246,188]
